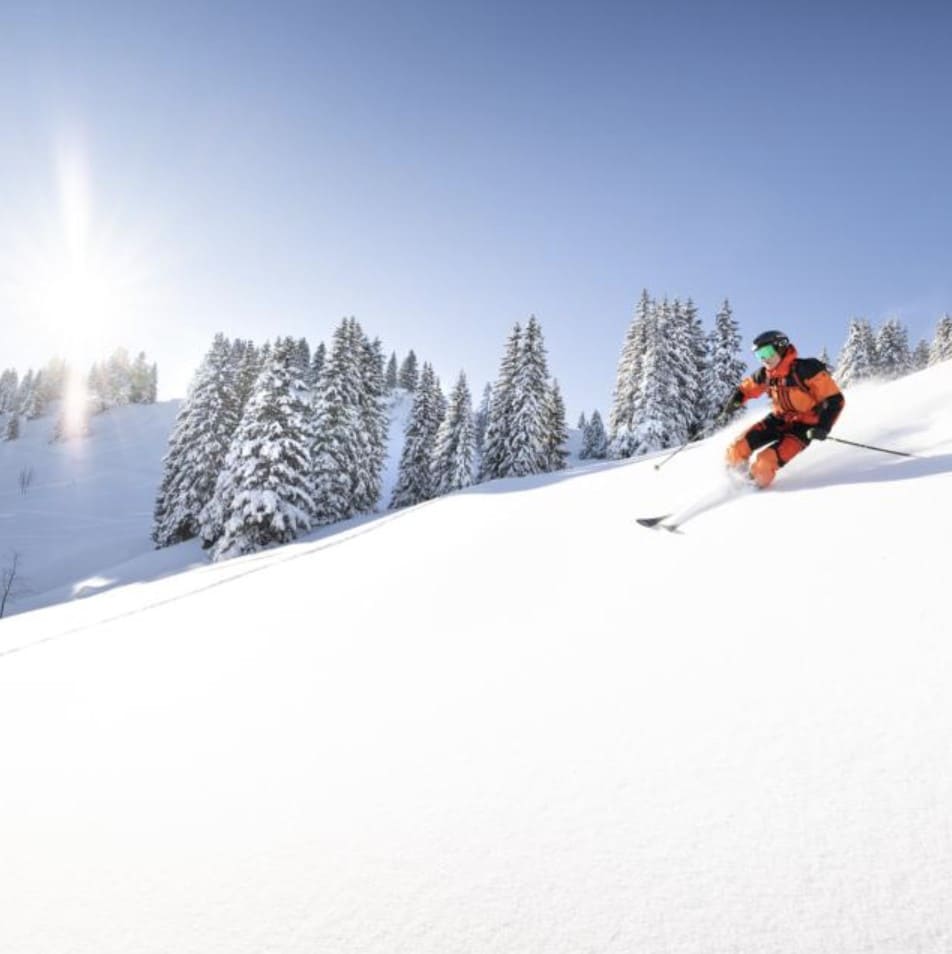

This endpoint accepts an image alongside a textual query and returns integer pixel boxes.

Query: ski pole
[653,393,739,471]
[826,436,918,459]
[653,436,694,471]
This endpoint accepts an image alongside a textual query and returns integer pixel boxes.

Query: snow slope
[1,365,951,953]
[0,389,418,617]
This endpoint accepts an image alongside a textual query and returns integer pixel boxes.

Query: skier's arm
[801,362,845,432]
[735,367,768,403]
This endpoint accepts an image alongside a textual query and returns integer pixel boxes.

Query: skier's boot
[749,448,779,488]
[725,438,750,468]
[725,438,753,483]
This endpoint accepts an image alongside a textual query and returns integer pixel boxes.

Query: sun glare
[7,135,153,373]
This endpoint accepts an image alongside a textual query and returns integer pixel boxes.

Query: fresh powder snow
[1,365,951,952]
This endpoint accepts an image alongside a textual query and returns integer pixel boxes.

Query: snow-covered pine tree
[154,333,242,548]
[311,319,364,526]
[19,370,45,419]
[702,298,747,431]
[37,359,68,406]
[542,378,569,471]
[582,410,609,459]
[875,318,911,380]
[479,323,522,481]
[608,289,652,458]
[666,299,698,445]
[207,338,314,560]
[474,382,492,457]
[105,348,133,407]
[630,298,680,455]
[129,352,152,403]
[354,331,388,513]
[836,318,878,386]
[386,352,399,390]
[0,369,18,414]
[679,298,708,436]
[577,412,589,459]
[309,342,326,389]
[506,315,551,476]
[398,350,419,392]
[4,413,20,441]
[818,346,832,370]
[928,314,952,366]
[431,371,476,496]
[294,338,311,377]
[86,363,107,412]
[390,362,445,508]
[911,339,930,371]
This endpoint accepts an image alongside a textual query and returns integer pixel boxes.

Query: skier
[725,330,844,488]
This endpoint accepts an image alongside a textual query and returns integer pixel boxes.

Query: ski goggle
[755,344,778,361]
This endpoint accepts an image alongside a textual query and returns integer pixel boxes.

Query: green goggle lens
[755,344,778,360]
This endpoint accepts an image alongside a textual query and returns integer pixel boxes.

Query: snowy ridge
[1,364,951,953]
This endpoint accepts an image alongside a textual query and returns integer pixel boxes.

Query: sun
[7,137,148,370]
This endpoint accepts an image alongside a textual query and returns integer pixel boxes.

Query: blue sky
[1,1,950,418]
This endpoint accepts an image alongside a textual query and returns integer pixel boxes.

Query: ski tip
[636,514,673,529]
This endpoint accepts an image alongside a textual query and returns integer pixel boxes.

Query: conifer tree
[702,298,747,431]
[398,350,419,391]
[474,382,492,456]
[542,378,569,471]
[836,319,878,386]
[928,314,952,366]
[354,332,388,513]
[105,348,132,406]
[311,319,365,525]
[677,298,707,435]
[206,338,314,560]
[386,352,399,390]
[431,371,475,496]
[582,410,609,460]
[38,359,68,406]
[479,323,522,481]
[911,339,930,371]
[155,334,241,547]
[666,299,698,444]
[630,299,680,455]
[608,290,652,458]
[20,370,46,419]
[0,369,18,413]
[129,352,152,403]
[875,318,911,380]
[231,340,261,415]
[4,413,20,441]
[295,338,311,377]
[390,362,445,508]
[309,341,326,389]
[508,315,550,476]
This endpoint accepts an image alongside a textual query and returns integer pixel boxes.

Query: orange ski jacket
[737,346,844,429]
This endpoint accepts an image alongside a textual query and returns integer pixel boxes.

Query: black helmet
[751,330,790,354]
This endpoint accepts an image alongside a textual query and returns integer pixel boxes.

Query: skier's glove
[807,427,828,441]
[726,390,744,412]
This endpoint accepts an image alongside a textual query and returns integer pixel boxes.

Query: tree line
[152,315,569,560]
[0,348,158,442]
[605,292,952,459]
[835,315,952,386]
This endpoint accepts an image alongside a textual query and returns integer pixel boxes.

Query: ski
[636,514,672,529]
[637,471,760,533]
